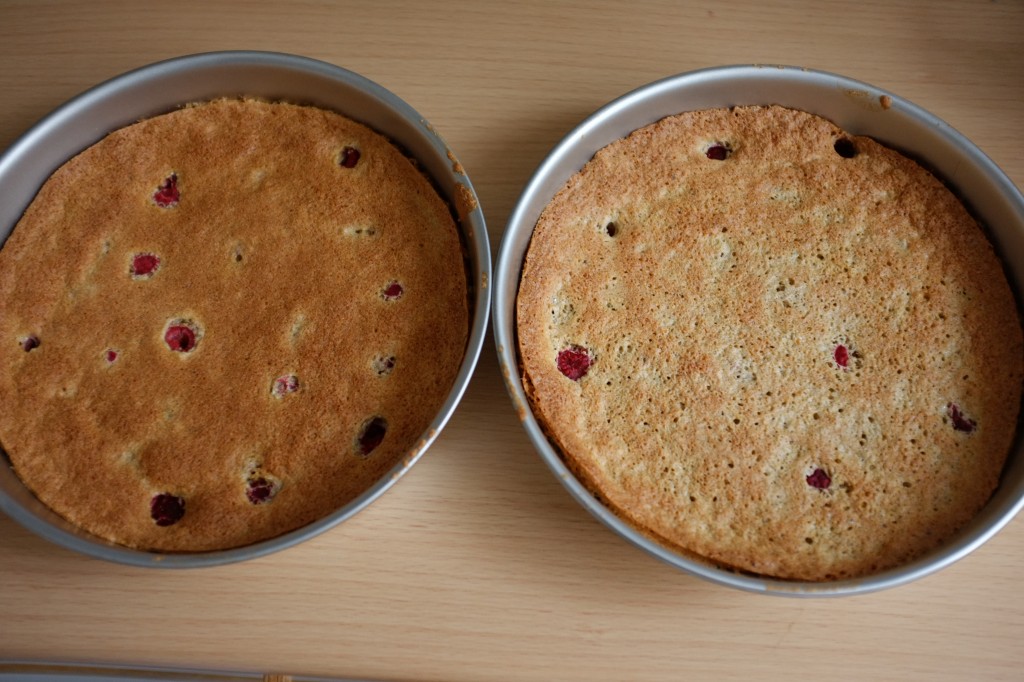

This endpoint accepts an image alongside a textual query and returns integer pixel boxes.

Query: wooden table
[2,2,1023,680]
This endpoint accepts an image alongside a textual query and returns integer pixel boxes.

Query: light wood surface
[2,2,1024,680]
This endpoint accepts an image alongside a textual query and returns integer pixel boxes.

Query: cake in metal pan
[0,99,468,551]
[517,105,1023,580]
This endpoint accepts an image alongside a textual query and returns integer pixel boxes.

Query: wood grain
[1,1,1024,681]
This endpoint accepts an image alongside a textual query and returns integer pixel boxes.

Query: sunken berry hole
[340,146,361,169]
[130,253,160,279]
[605,222,618,237]
[152,173,180,208]
[382,281,404,301]
[164,321,198,353]
[557,345,592,381]
[806,468,831,490]
[373,355,396,376]
[246,477,278,504]
[705,143,730,160]
[948,403,977,433]
[834,138,857,159]
[272,374,299,397]
[358,416,388,456]
[20,335,40,352]
[150,492,185,526]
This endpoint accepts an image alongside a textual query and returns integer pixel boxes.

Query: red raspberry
[150,493,185,526]
[382,282,404,301]
[164,324,197,352]
[130,253,160,279]
[948,403,977,433]
[246,477,278,504]
[272,374,299,397]
[557,346,592,381]
[340,146,361,168]
[358,417,387,456]
[806,468,831,490]
[834,344,849,368]
[705,143,730,160]
[153,173,180,208]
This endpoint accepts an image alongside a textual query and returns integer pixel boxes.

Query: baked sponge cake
[517,105,1023,581]
[0,99,468,551]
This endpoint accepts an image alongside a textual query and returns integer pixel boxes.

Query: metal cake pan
[0,51,491,567]
[493,64,1024,596]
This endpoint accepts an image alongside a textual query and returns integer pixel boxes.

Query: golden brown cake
[0,99,468,551]
[517,105,1023,581]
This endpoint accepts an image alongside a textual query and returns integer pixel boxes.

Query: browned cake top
[517,105,1023,581]
[0,99,468,551]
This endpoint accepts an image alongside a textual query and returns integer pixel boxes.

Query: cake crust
[0,99,468,551]
[517,105,1023,581]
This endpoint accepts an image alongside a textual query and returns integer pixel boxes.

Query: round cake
[517,105,1024,581]
[0,99,468,551]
